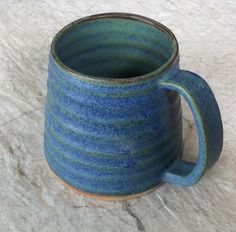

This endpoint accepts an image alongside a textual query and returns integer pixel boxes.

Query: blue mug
[44,13,223,200]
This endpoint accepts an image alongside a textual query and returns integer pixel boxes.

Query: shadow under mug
[44,13,223,200]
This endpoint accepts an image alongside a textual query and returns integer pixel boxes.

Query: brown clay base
[50,170,163,201]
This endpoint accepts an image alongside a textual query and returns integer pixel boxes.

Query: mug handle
[159,70,223,186]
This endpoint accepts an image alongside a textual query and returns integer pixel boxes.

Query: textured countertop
[0,1,235,231]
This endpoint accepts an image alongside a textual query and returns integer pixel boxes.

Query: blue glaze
[160,70,223,185]
[44,13,223,196]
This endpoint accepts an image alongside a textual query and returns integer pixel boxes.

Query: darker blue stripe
[45,99,181,137]
[44,113,182,158]
[45,106,182,155]
[45,141,180,179]
[47,79,180,121]
[45,134,182,177]
[44,124,182,166]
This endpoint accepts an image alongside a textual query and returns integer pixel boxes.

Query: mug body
[44,13,181,197]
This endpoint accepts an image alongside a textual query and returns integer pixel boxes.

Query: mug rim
[50,12,179,83]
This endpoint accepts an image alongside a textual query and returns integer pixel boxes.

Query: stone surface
[0,0,235,231]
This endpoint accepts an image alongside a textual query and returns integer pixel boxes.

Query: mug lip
[50,12,179,83]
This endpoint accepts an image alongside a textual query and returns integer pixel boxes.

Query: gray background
[0,0,235,231]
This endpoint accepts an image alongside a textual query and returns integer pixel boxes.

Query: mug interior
[52,13,177,79]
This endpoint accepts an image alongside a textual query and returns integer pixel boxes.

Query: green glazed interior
[52,13,178,79]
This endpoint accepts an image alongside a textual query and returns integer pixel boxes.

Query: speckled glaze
[44,13,223,199]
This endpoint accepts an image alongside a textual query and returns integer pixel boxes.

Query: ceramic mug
[44,13,223,200]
